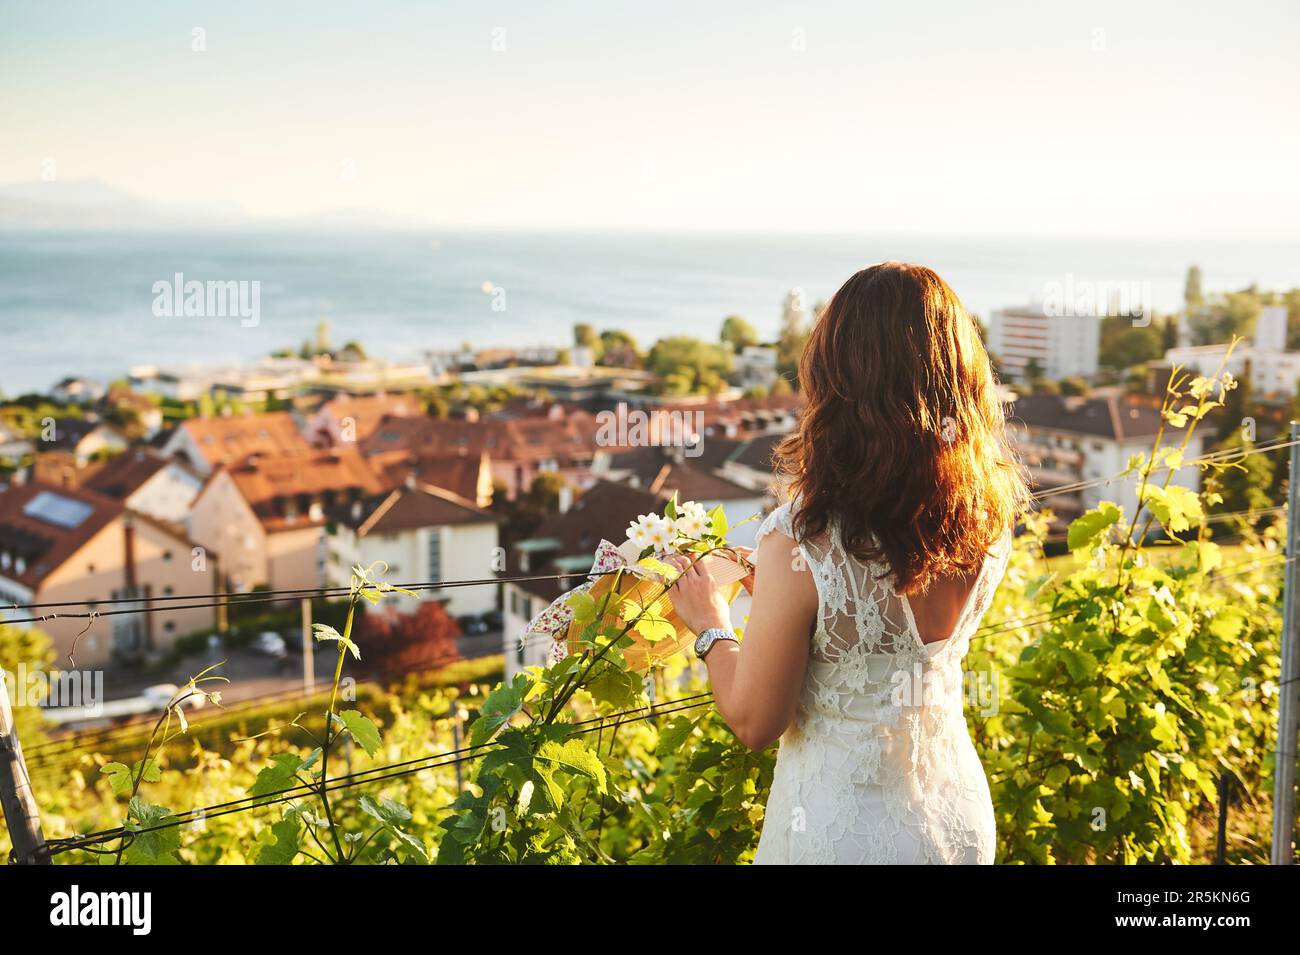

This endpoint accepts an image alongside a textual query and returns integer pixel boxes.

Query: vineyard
[1,358,1295,864]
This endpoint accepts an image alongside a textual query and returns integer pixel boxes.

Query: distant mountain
[0,179,430,231]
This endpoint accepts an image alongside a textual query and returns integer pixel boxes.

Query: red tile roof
[179,412,311,468]
[224,448,390,533]
[316,393,422,443]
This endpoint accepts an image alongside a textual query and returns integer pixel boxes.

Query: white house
[325,481,501,617]
[83,450,205,524]
[735,345,779,392]
[1006,392,1204,524]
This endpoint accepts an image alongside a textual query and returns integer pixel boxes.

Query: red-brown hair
[774,262,1028,595]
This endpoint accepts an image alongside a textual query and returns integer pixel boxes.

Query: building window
[428,529,442,583]
[163,621,175,634]
[162,550,173,563]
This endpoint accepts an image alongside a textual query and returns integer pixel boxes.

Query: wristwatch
[694,627,739,659]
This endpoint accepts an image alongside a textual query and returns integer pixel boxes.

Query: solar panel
[22,490,95,529]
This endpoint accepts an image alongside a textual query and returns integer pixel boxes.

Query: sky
[2,0,1298,237]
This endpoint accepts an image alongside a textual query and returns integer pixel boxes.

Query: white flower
[628,512,669,550]
[645,515,674,551]
[626,521,651,549]
[674,501,712,538]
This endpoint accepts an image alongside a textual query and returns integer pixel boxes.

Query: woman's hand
[661,553,733,635]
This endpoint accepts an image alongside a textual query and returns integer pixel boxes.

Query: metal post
[0,673,49,864]
[1272,420,1300,864]
[301,598,315,693]
[1215,774,1230,865]
[452,716,463,792]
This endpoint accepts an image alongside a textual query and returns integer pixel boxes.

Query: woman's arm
[663,531,816,750]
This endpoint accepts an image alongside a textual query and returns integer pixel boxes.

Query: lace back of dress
[756,501,1011,665]
[757,503,916,663]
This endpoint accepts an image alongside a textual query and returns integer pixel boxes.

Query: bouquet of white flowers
[523,496,752,673]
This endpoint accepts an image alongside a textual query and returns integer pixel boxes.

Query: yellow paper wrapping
[565,552,749,673]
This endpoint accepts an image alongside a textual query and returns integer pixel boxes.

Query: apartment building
[986,305,1102,383]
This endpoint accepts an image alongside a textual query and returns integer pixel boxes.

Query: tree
[598,329,641,368]
[357,601,462,680]
[719,315,758,354]
[646,336,733,393]
[1184,265,1204,315]
[1160,314,1179,352]
[1209,431,1275,515]
[1058,377,1090,396]
[776,292,810,388]
[1190,289,1262,345]
[1099,315,1163,370]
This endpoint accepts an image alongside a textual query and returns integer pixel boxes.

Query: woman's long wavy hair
[774,262,1029,596]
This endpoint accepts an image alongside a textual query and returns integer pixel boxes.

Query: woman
[664,262,1028,865]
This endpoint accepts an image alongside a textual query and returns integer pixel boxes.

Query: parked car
[456,614,490,635]
[482,610,503,631]
[252,631,287,658]
[142,683,207,712]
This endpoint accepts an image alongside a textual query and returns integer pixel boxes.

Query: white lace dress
[751,502,1012,865]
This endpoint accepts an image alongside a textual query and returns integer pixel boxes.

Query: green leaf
[257,812,303,865]
[123,797,181,864]
[359,794,412,827]
[535,738,607,794]
[469,673,531,747]
[655,714,700,757]
[586,664,642,709]
[707,504,728,537]
[247,753,310,799]
[1142,485,1202,535]
[386,826,430,864]
[133,757,162,785]
[313,623,360,660]
[100,762,133,796]
[1066,501,1123,551]
[334,709,382,757]
[101,758,161,796]
[566,591,598,628]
